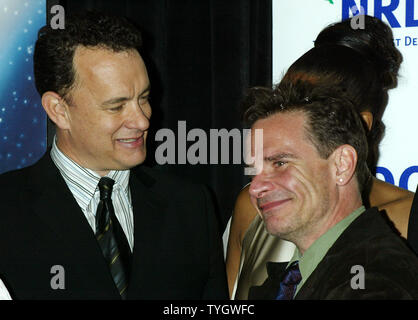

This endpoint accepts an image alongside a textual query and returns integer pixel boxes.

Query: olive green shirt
[288,206,366,296]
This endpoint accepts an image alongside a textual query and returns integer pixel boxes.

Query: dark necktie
[96,177,132,299]
[275,261,302,300]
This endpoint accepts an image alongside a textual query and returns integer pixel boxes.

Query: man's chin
[122,155,147,169]
[263,213,291,237]
[120,149,147,168]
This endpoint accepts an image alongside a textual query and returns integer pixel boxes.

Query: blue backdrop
[0,0,46,174]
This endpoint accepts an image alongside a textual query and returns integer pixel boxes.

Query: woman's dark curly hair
[275,16,402,173]
[34,11,142,100]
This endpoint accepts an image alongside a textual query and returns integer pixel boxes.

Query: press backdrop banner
[0,0,47,174]
[273,0,418,191]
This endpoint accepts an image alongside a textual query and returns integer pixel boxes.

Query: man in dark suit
[242,81,418,299]
[0,11,228,300]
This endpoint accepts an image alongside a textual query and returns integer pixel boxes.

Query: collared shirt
[50,136,134,251]
[288,206,366,297]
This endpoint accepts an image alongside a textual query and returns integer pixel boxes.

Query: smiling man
[0,11,227,300]
[244,81,418,299]
[45,46,151,175]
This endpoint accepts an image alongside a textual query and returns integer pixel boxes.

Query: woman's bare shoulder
[226,185,259,297]
[371,179,414,238]
[231,185,259,244]
[371,178,414,205]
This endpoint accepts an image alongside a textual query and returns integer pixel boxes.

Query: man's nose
[249,173,275,199]
[125,103,150,131]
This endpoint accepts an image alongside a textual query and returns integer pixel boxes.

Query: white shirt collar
[50,136,130,211]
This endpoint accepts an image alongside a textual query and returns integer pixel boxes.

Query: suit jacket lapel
[295,208,381,300]
[26,155,96,249]
[23,153,120,295]
[127,166,168,295]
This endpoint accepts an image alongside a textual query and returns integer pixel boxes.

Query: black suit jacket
[249,208,418,300]
[0,153,228,300]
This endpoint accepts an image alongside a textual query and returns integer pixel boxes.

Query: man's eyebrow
[264,153,297,162]
[101,84,151,106]
[101,96,131,106]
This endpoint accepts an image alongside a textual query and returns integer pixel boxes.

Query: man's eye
[274,161,287,167]
[110,105,123,112]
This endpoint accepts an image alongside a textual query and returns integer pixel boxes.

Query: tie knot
[282,261,301,285]
[98,177,115,200]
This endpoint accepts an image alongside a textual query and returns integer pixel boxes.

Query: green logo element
[326,0,334,4]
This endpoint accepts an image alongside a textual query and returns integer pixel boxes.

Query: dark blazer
[249,207,418,300]
[0,153,228,300]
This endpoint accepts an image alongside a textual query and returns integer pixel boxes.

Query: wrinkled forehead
[245,111,313,156]
[252,111,309,138]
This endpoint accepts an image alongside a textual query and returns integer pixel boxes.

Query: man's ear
[360,111,373,131]
[332,144,357,186]
[41,91,70,130]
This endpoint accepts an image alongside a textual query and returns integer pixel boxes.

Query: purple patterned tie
[275,261,301,300]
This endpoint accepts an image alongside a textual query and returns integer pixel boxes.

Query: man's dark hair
[241,81,369,191]
[34,11,142,100]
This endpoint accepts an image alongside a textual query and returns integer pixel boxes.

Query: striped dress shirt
[50,137,134,252]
